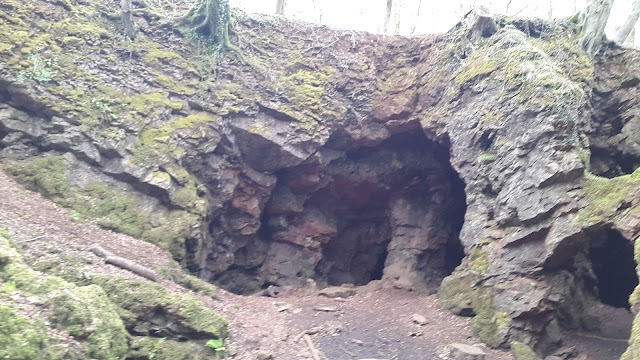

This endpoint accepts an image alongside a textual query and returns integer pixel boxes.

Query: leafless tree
[579,0,615,57]
[121,0,135,39]
[411,0,423,35]
[614,0,640,44]
[384,0,393,34]
[276,0,286,16]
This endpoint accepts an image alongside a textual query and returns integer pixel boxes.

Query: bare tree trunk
[411,0,422,35]
[580,0,615,57]
[276,0,286,16]
[121,0,135,40]
[394,0,401,35]
[614,0,640,44]
[384,0,393,34]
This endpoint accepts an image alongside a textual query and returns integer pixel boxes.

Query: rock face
[1,2,640,358]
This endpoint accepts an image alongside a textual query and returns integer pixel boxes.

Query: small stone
[408,330,424,337]
[256,351,274,360]
[276,305,290,312]
[318,286,357,298]
[411,313,428,326]
[352,339,364,346]
[449,343,486,360]
[313,305,339,312]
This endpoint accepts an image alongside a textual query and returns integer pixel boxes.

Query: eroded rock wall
[1,1,640,357]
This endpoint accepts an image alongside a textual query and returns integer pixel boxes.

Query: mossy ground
[1,221,226,359]
[6,156,201,262]
[0,304,59,360]
[0,230,127,359]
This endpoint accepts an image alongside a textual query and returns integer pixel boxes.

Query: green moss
[0,233,68,294]
[511,342,541,360]
[451,27,588,126]
[92,276,227,339]
[454,49,499,85]
[151,71,197,95]
[0,305,59,360]
[470,247,491,274]
[159,263,217,299]
[578,169,640,225]
[49,285,128,359]
[6,156,201,261]
[0,233,128,359]
[273,65,346,134]
[478,152,496,163]
[128,337,217,360]
[124,91,184,115]
[438,276,475,314]
[132,111,218,165]
[6,156,71,205]
[439,274,510,348]
[143,49,181,67]
[472,293,511,348]
[73,182,148,238]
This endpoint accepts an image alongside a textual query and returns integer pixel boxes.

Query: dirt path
[0,169,630,360]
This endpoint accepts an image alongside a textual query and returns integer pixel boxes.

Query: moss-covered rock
[438,275,475,315]
[128,337,219,360]
[6,156,202,262]
[439,274,510,348]
[471,293,511,348]
[92,276,226,339]
[578,169,640,225]
[0,304,59,360]
[1,228,128,359]
[6,156,71,205]
[511,342,541,360]
[49,285,128,359]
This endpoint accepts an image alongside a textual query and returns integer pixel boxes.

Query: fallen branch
[90,244,114,258]
[90,244,159,282]
[303,334,321,360]
[18,235,46,243]
[293,327,322,342]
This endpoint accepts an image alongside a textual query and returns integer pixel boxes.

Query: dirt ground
[0,170,633,360]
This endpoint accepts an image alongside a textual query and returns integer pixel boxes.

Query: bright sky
[231,0,638,45]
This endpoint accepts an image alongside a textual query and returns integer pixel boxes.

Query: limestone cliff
[1,0,640,357]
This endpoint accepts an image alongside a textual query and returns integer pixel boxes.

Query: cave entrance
[589,228,638,309]
[261,132,466,288]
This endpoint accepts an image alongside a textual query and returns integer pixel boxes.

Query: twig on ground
[18,235,46,243]
[303,334,321,360]
[293,327,322,342]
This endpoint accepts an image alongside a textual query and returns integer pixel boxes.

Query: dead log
[90,244,158,282]
[90,244,114,258]
[105,255,159,282]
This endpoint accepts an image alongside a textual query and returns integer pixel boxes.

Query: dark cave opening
[588,91,640,178]
[211,131,468,294]
[589,229,639,309]
[279,132,467,288]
